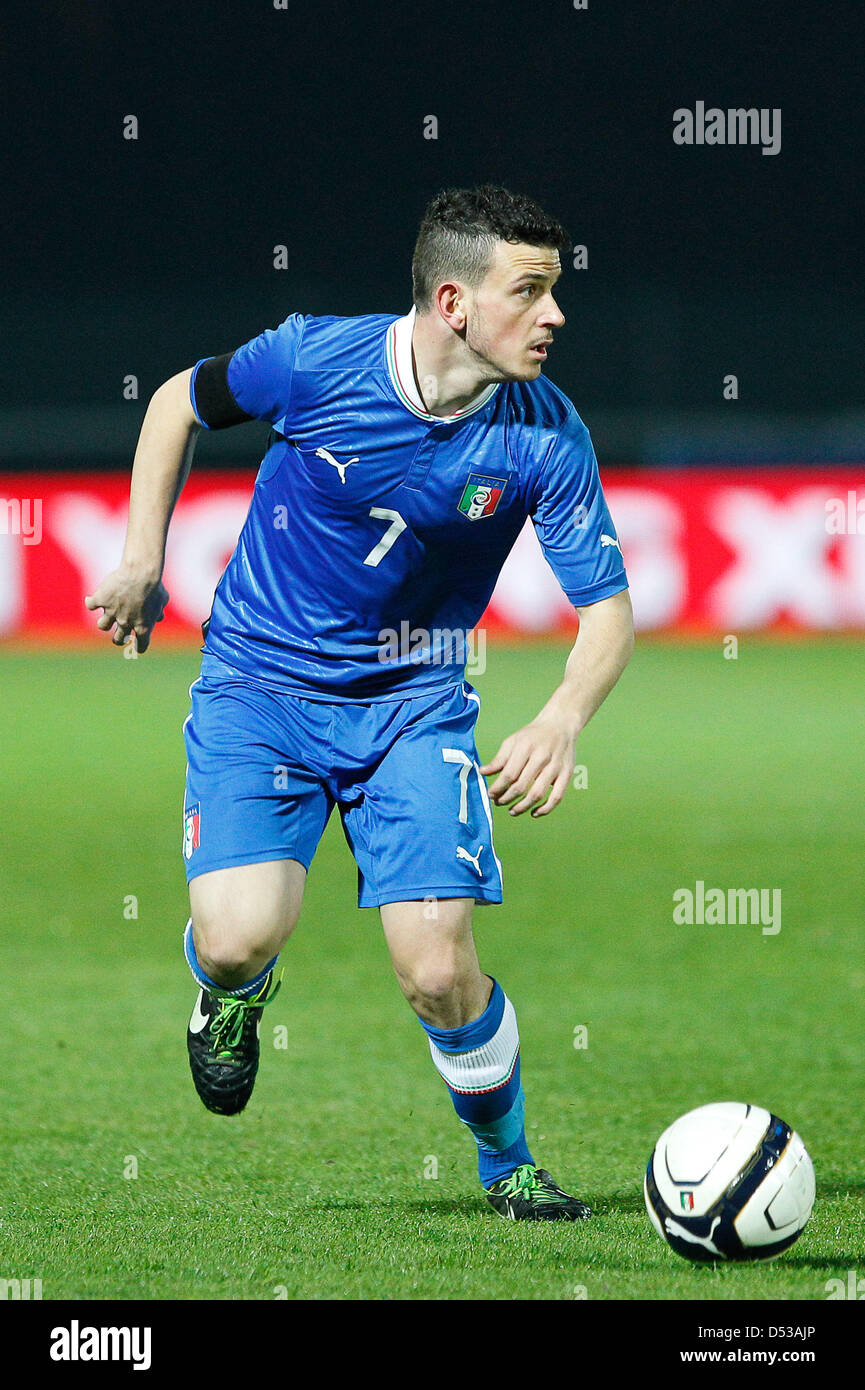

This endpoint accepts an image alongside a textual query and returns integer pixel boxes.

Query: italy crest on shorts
[457,474,507,520]
[183,803,201,860]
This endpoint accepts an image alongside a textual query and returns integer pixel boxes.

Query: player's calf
[181,860,305,1113]
[183,919,282,1115]
[384,904,593,1220]
[423,986,593,1220]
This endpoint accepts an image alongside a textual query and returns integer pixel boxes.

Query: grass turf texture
[1,640,862,1301]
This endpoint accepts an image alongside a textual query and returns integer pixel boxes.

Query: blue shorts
[181,663,503,909]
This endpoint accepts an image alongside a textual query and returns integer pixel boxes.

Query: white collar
[385,306,499,422]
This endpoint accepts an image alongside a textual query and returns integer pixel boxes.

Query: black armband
[191,353,254,429]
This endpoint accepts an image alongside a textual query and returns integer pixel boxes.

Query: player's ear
[433,282,467,332]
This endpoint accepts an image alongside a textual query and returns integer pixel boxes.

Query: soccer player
[86,186,634,1221]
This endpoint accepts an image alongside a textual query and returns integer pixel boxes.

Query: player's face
[465,242,565,381]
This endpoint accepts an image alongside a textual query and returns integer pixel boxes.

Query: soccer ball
[644,1102,815,1263]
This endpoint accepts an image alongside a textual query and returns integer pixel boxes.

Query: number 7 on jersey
[363,508,407,567]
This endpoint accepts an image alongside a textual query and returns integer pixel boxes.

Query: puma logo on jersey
[315,446,359,484]
[456,843,485,876]
[600,533,622,552]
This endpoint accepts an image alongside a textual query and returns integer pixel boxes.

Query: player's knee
[194,923,270,987]
[398,956,466,1016]
[189,862,304,984]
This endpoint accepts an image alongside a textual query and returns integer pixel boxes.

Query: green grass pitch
[1,639,862,1300]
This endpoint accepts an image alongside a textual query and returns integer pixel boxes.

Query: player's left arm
[479,587,634,817]
[480,399,633,817]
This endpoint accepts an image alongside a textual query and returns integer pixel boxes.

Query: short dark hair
[411,184,569,313]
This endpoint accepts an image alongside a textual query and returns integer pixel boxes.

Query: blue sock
[183,919,278,999]
[419,978,535,1187]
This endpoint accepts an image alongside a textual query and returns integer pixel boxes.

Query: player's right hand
[84,567,169,654]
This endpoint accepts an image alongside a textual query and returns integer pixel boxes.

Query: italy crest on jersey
[457,474,508,520]
[183,803,201,860]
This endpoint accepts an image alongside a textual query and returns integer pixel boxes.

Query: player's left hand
[479,715,577,818]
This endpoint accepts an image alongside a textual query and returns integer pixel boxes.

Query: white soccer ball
[644,1102,815,1263]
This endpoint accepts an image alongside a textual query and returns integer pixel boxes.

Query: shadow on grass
[299,1191,649,1234]
[299,1180,862,1250]
[814,1180,865,1201]
[584,1188,644,1214]
[774,1253,863,1272]
[303,1196,487,1219]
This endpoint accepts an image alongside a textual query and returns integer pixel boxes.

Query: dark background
[1,0,862,467]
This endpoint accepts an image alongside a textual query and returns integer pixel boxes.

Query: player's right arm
[85,367,200,652]
[87,314,305,651]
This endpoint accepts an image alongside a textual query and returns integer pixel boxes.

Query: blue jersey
[189,307,627,700]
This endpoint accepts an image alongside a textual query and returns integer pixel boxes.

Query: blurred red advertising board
[1,471,863,640]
